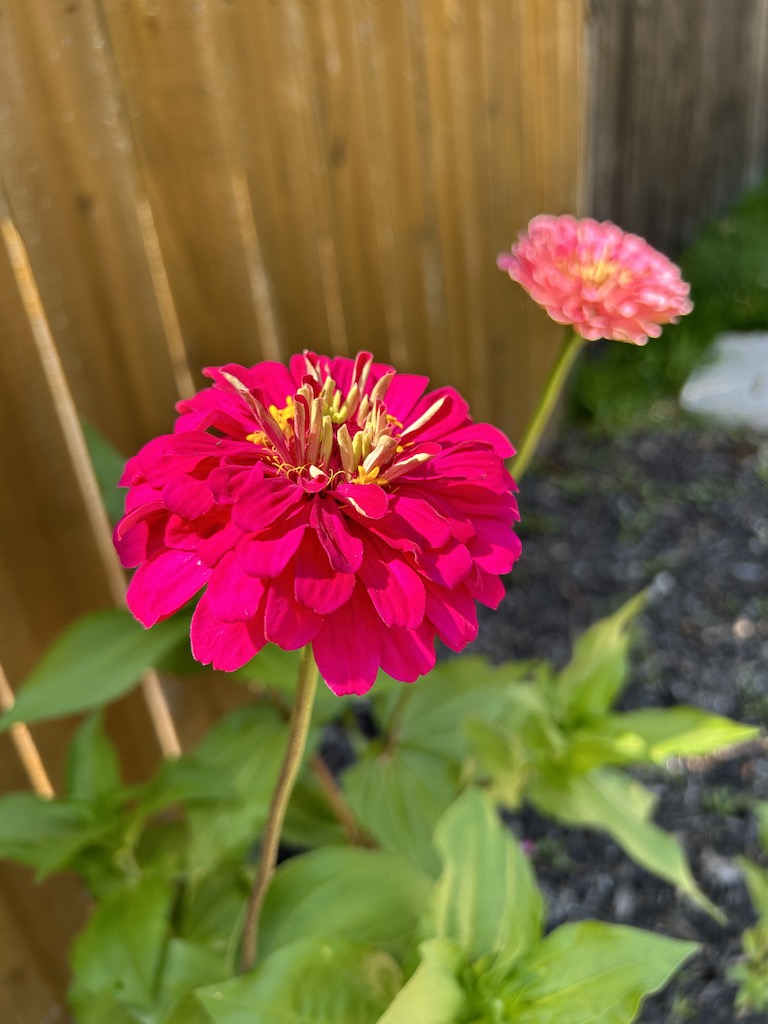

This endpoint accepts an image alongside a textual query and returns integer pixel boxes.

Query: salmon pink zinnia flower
[114,352,521,696]
[497,215,693,345]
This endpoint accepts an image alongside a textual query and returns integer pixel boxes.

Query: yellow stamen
[353,465,381,485]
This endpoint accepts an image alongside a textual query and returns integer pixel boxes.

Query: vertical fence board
[587,0,768,253]
[0,2,187,453]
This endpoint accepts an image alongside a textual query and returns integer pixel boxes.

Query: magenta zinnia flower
[497,215,693,345]
[114,352,520,696]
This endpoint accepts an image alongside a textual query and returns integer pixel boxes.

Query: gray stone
[680,332,768,432]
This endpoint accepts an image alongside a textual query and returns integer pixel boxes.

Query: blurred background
[1,1,768,1018]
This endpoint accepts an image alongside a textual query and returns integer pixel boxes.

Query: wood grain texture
[0,1,584,1018]
[587,0,768,253]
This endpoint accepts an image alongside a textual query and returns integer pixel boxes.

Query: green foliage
[572,174,768,429]
[82,420,129,524]
[195,938,402,1024]
[343,592,752,920]
[0,609,189,729]
[257,847,431,961]
[499,922,697,1023]
[2,586,755,1021]
[430,789,542,979]
[728,839,768,1015]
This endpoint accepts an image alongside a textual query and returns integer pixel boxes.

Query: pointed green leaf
[739,858,768,919]
[0,792,102,877]
[556,592,645,724]
[175,705,291,873]
[0,610,189,729]
[503,921,697,1024]
[530,768,724,921]
[375,939,467,1024]
[390,657,525,760]
[343,747,460,874]
[66,713,123,802]
[195,938,401,1024]
[259,847,432,961]
[430,789,542,974]
[154,939,228,1023]
[281,772,350,849]
[69,876,175,1017]
[599,706,758,764]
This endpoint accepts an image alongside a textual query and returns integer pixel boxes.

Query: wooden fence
[2,0,768,1019]
[587,0,768,253]
[0,2,584,1018]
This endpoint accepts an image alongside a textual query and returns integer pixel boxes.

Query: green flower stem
[240,644,318,972]
[513,329,586,482]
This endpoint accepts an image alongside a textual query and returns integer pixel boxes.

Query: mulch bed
[473,419,768,1023]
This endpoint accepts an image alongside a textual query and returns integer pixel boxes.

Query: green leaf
[179,705,291,873]
[430,789,542,976]
[66,713,123,802]
[179,868,250,964]
[375,938,467,1024]
[0,792,103,877]
[343,746,460,874]
[739,858,768,919]
[82,420,128,524]
[281,772,350,850]
[154,939,228,1023]
[194,937,401,1024]
[599,706,759,764]
[128,704,291,874]
[259,847,432,961]
[529,768,724,921]
[556,592,645,724]
[69,876,175,1018]
[388,657,524,760]
[463,717,532,807]
[502,921,697,1023]
[0,610,189,729]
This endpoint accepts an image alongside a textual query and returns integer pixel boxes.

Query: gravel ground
[473,420,768,1023]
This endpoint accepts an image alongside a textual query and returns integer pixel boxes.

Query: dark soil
[473,420,768,1024]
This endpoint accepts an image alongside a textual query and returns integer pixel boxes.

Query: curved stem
[240,644,318,972]
[513,329,585,482]
[309,754,375,847]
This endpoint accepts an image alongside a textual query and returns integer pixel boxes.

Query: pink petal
[264,573,322,649]
[231,475,303,533]
[336,482,388,520]
[464,568,507,609]
[190,591,265,671]
[162,476,214,520]
[236,520,308,578]
[206,550,266,621]
[384,373,430,421]
[127,549,211,627]
[195,519,243,566]
[113,515,165,568]
[294,534,357,613]
[358,541,425,628]
[387,494,452,548]
[378,621,436,681]
[311,595,382,696]
[470,518,523,574]
[424,581,478,651]
[310,498,363,574]
[414,538,473,588]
